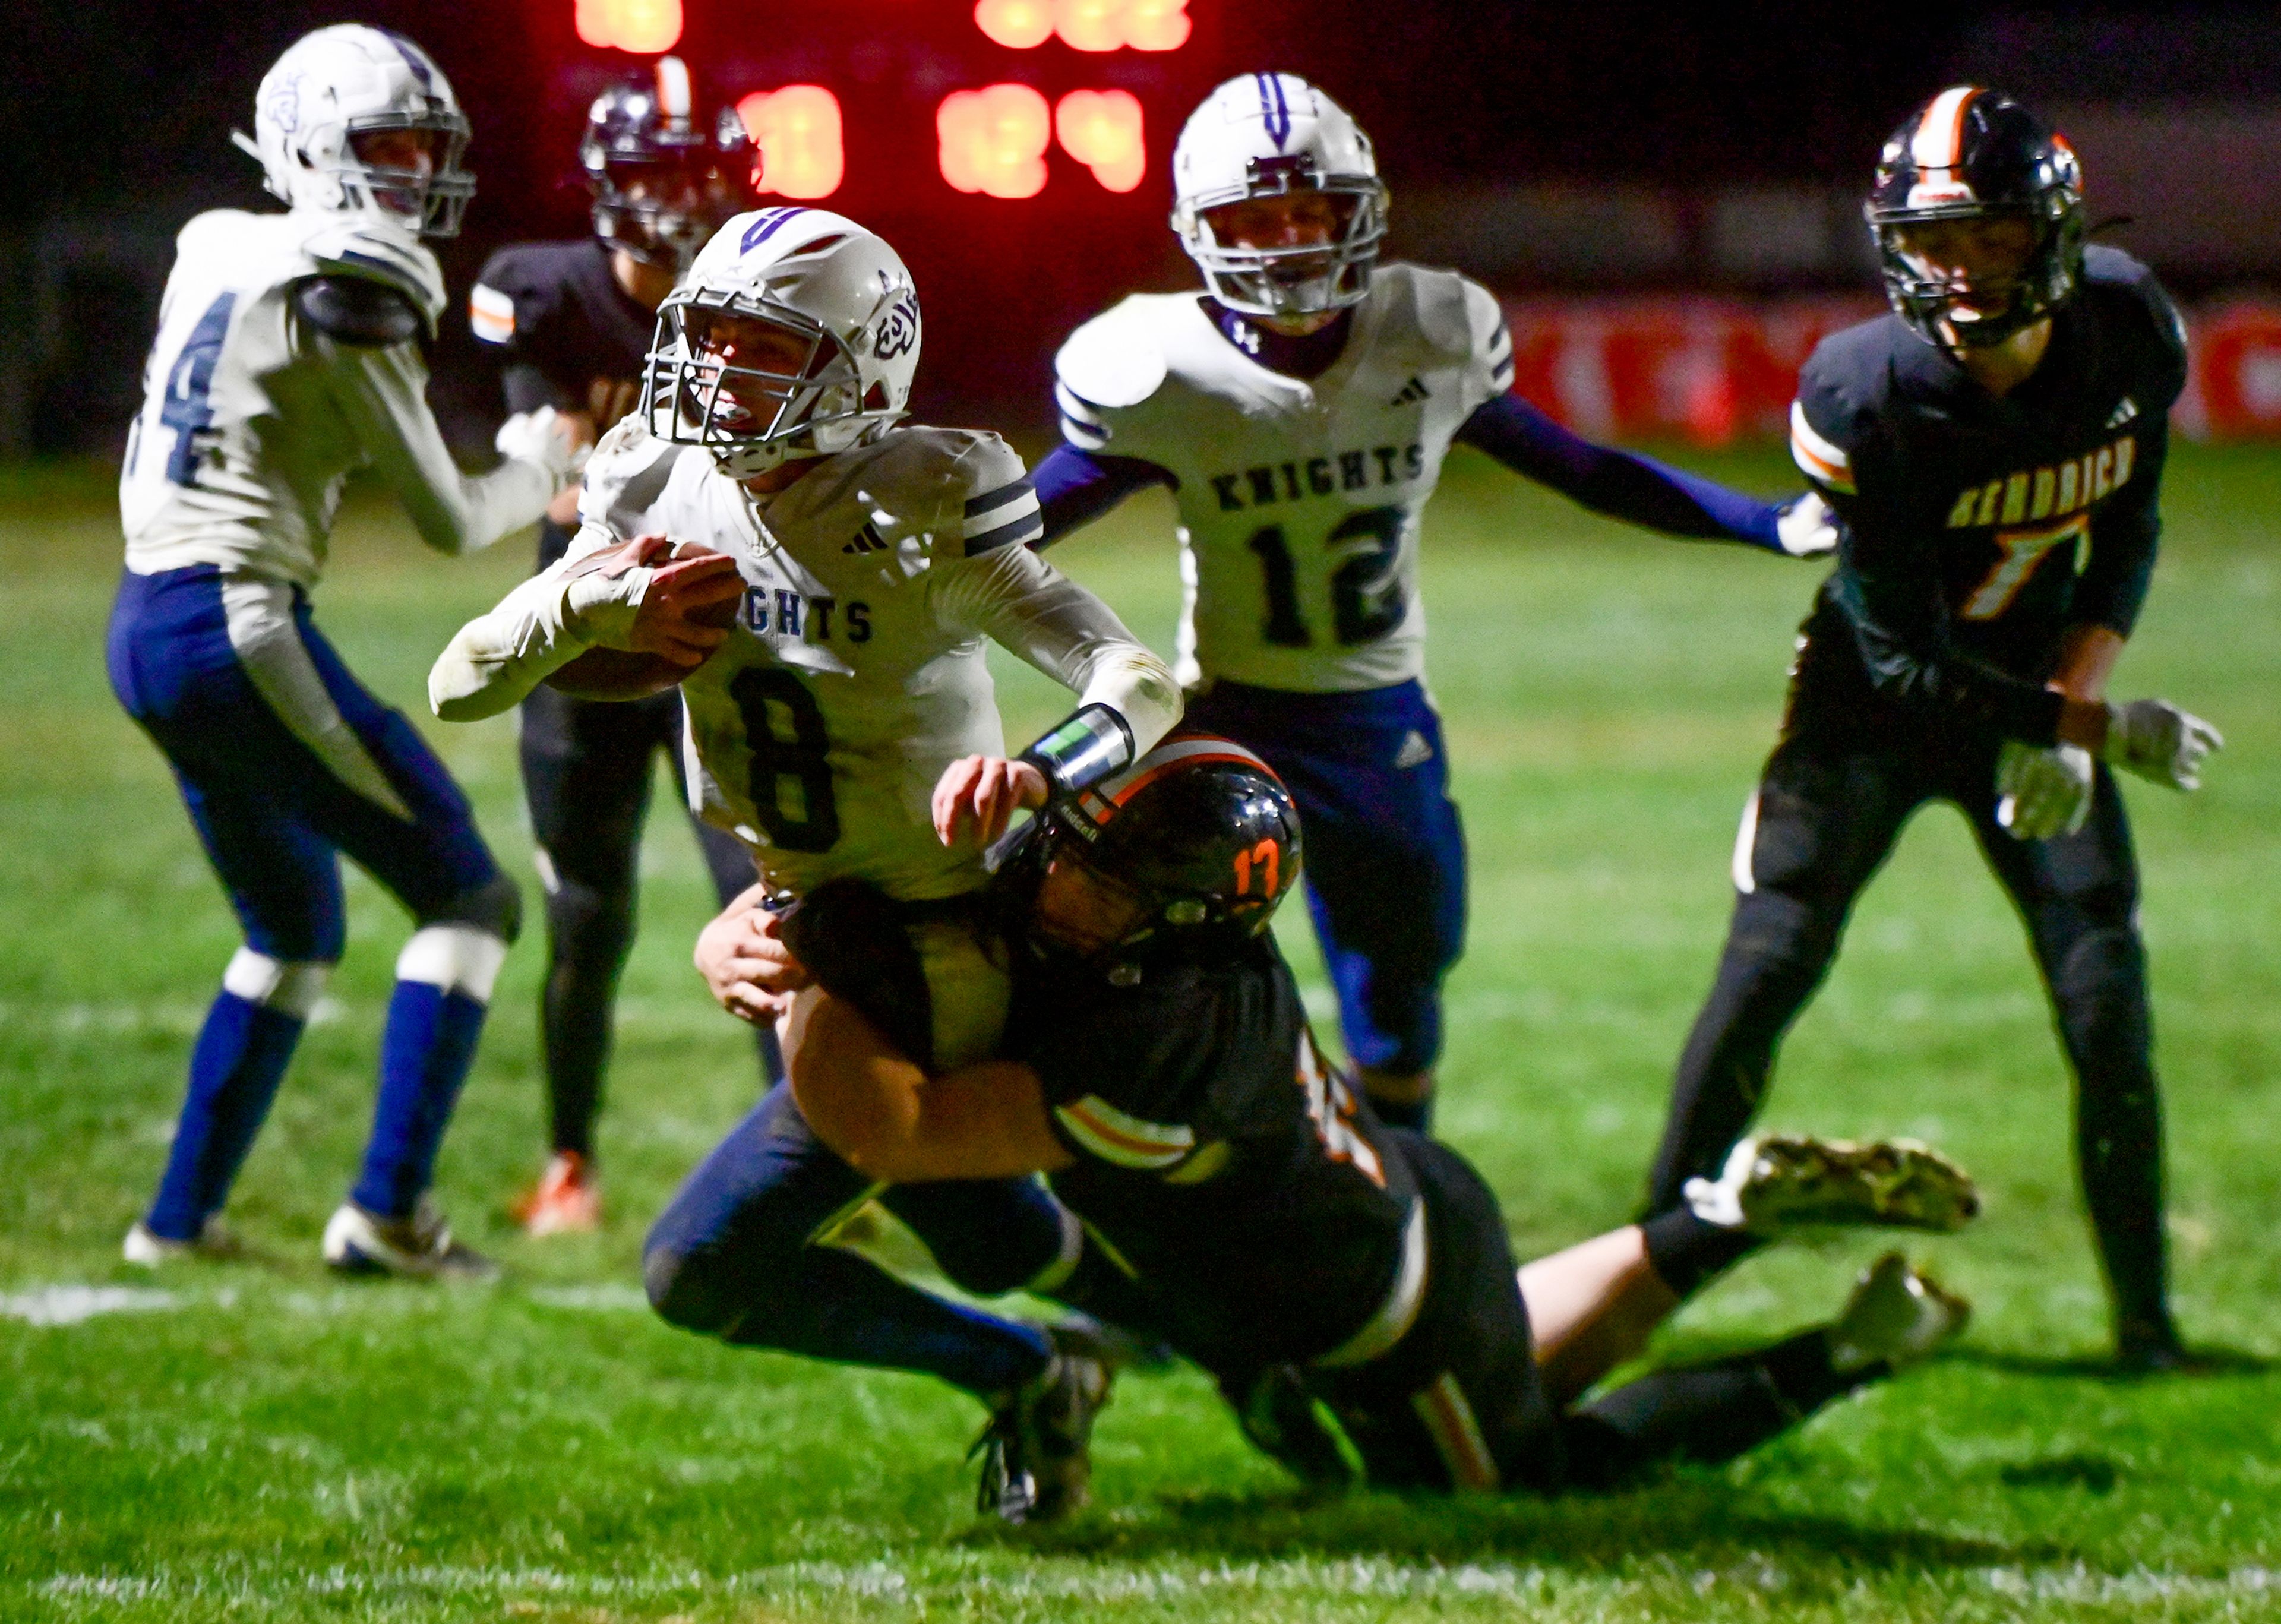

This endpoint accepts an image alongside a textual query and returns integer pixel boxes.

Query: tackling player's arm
[309,279,581,557]
[788,991,1072,1183]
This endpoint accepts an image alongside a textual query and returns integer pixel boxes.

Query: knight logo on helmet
[1866,86,2086,353]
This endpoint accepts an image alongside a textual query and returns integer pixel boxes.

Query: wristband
[1019,702,1135,796]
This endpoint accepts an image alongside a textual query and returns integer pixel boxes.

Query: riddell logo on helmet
[1907,178,1977,208]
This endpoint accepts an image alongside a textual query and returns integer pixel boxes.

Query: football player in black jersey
[469,58,767,1234]
[769,739,1973,1515]
[1642,89,2223,1372]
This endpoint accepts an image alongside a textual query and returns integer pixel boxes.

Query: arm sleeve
[425,523,653,721]
[1454,393,1787,549]
[2073,415,2165,637]
[317,334,556,556]
[470,266,576,415]
[1031,443,1177,550]
[1819,426,2067,744]
[935,541,1183,757]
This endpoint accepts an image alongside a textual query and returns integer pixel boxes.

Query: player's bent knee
[221,947,334,1019]
[642,1243,727,1332]
[396,920,512,1006]
[422,872,524,946]
[544,877,638,966]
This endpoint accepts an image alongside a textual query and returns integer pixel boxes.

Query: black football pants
[520,680,779,1160]
[1279,1134,1869,1493]
[1645,722,2171,1343]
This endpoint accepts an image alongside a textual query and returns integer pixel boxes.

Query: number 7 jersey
[1053,263,1514,693]
[572,419,1179,901]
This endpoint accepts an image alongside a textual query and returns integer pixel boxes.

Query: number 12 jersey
[1053,264,1514,693]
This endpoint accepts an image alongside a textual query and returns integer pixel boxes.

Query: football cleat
[1830,1252,1972,1372]
[2115,1315,2198,1376]
[971,1332,1114,1524]
[510,1151,602,1237]
[122,1218,242,1267]
[1227,1364,1361,1488]
[1684,1133,1980,1235]
[323,1198,498,1282]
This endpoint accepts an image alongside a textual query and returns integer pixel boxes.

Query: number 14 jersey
[1054,264,1512,693]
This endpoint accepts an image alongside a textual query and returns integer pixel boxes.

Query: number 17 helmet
[245,25,475,238]
[1000,736,1304,968]
[1866,86,2085,351]
[1170,74,1388,318]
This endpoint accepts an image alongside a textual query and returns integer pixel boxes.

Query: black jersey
[470,239,660,568]
[1007,937,1421,1374]
[1786,246,2188,745]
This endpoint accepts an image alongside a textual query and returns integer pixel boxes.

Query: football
[545,644,698,702]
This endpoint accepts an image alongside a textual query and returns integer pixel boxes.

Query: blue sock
[351,981,486,1220]
[727,1246,1054,1396]
[147,991,305,1239]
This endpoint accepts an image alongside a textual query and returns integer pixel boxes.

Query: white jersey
[431,419,1181,903]
[1054,262,1514,692]
[121,208,555,588]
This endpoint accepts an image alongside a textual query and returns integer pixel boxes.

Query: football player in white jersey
[1035,74,1835,1130]
[107,26,581,1279]
[430,207,1183,1418]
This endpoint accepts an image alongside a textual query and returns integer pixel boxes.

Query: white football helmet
[242,25,475,238]
[643,207,921,478]
[1170,74,1388,318]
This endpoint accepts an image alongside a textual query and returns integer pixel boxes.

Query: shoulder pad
[1787,326,1896,495]
[299,216,446,333]
[578,417,686,533]
[2083,245,2190,375]
[1056,298,1172,411]
[948,431,1042,555]
[1374,262,1476,354]
[292,276,423,346]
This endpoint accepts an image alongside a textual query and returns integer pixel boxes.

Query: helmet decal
[741,206,811,253]
[1255,72,1293,150]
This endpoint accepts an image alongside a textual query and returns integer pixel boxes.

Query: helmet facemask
[644,286,887,478]
[1869,196,2083,352]
[1175,157,1387,318]
[334,114,475,237]
[591,147,750,272]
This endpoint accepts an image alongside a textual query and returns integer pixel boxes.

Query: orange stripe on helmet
[1093,734,1284,816]
[1910,86,1982,172]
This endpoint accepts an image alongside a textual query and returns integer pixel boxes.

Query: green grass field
[4,443,2278,1622]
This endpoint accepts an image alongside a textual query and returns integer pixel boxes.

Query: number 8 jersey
[549,418,1179,902]
[1054,263,1513,693]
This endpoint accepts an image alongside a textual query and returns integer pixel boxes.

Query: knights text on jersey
[1010,937,1420,1372]
[1054,263,1512,693]
[568,421,1060,901]
[1789,245,2188,695]
[469,239,656,420]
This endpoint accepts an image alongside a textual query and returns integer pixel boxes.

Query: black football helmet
[997,736,1303,971]
[582,56,756,271]
[1866,87,2084,352]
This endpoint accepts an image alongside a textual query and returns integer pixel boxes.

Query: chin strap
[1019,703,1135,797]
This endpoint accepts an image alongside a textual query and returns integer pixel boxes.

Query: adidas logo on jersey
[842,521,890,555]
[1392,730,1435,770]
[1388,375,1431,407]
[2105,396,2138,429]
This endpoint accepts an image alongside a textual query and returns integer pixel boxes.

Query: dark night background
[8,1,2281,452]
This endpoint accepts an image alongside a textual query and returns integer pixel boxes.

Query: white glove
[2103,699,2223,791]
[1996,740,2094,841]
[495,405,587,485]
[1774,491,1839,558]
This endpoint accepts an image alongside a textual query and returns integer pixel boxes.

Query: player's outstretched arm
[787,991,1073,1183]
[316,323,582,556]
[428,535,741,721]
[1029,444,1177,552]
[1454,393,1830,556]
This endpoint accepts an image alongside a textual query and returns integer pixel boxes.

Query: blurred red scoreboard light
[937,84,1053,199]
[738,87,845,200]
[575,0,683,53]
[1054,90,1145,191]
[975,0,1190,51]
